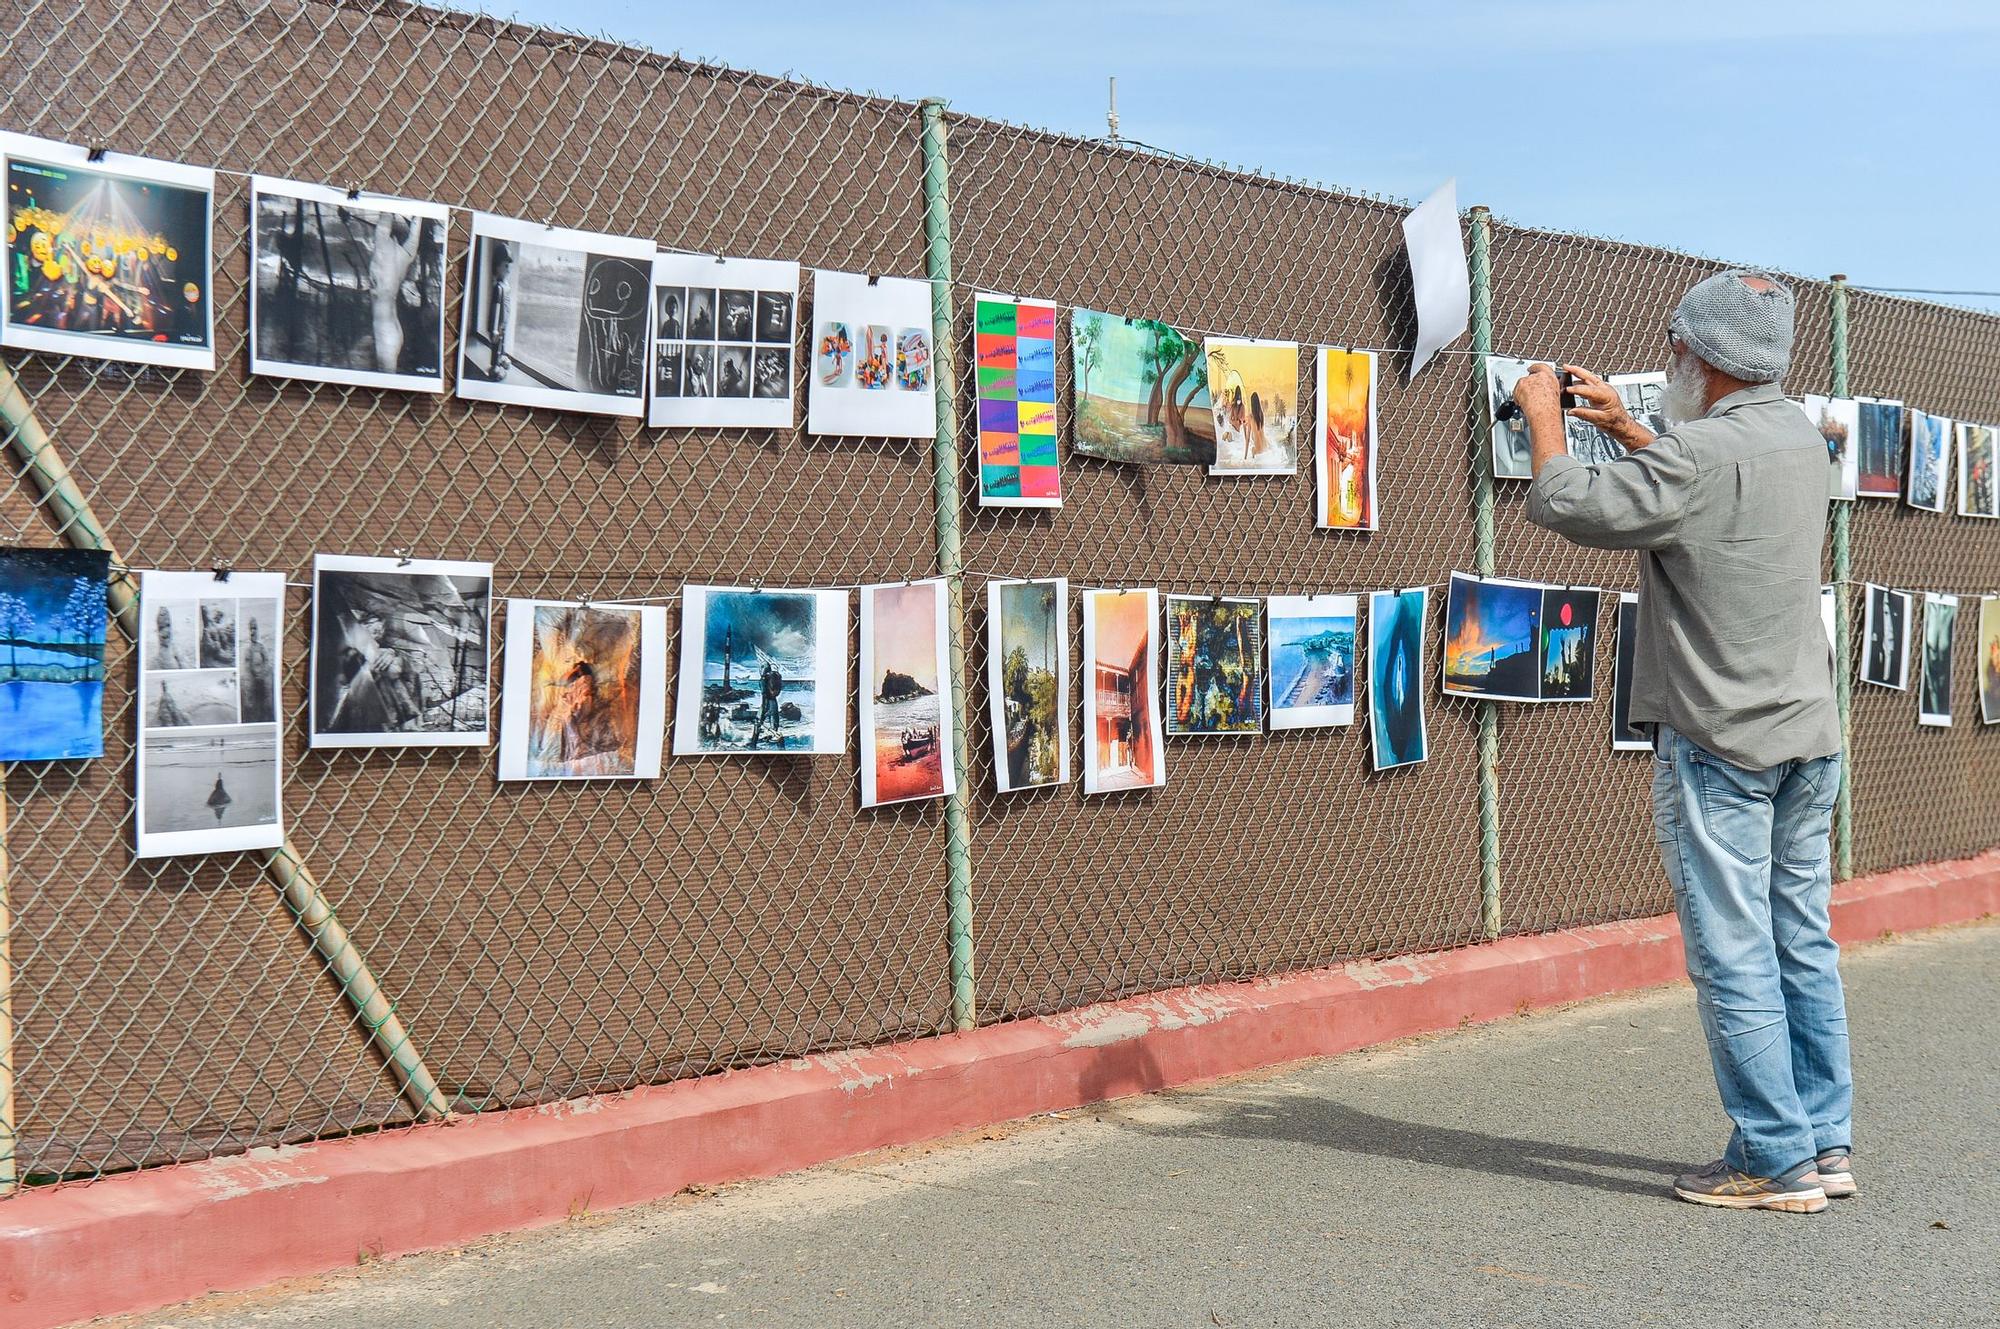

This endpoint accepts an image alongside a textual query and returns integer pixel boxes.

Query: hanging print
[859,579,956,807]
[673,585,849,755]
[309,554,492,748]
[1610,592,1646,751]
[806,270,936,438]
[648,252,798,429]
[974,293,1061,507]
[1916,593,1957,727]
[1081,588,1165,793]
[248,176,448,392]
[1204,337,1299,475]
[1906,411,1952,513]
[1068,307,1213,466]
[1266,594,1357,730]
[1316,347,1377,529]
[1800,394,1860,502]
[1164,594,1264,735]
[1368,587,1429,771]
[0,546,109,761]
[1854,398,1905,498]
[136,570,285,856]
[986,577,1069,793]
[457,212,653,417]
[1956,422,1998,518]
[497,600,668,780]
[1,132,214,370]
[1859,583,1911,690]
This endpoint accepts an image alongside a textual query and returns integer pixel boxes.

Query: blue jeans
[1651,725,1852,1175]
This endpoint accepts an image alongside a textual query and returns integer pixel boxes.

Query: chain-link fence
[1,0,1995,1189]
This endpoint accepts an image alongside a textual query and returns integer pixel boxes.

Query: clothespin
[392,546,414,567]
[866,273,881,287]
[211,562,232,583]
[750,578,765,594]
[86,143,108,163]
[345,183,363,201]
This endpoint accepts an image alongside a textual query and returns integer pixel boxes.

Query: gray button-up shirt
[1526,382,1840,770]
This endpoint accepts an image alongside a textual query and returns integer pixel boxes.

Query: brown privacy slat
[0,0,1993,1184]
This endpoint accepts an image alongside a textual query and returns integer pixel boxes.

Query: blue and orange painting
[1442,573,1541,702]
[0,547,110,761]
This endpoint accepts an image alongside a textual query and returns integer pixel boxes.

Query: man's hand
[1513,363,1570,478]
[1561,364,1657,451]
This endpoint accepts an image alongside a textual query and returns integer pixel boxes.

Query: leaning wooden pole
[0,361,451,1125]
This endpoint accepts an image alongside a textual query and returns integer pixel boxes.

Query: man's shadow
[1090,1066,1682,1201]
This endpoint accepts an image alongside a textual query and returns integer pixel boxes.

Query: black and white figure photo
[1610,592,1647,751]
[309,554,493,748]
[1918,593,1957,726]
[456,213,653,418]
[655,285,685,339]
[249,177,448,393]
[757,291,793,344]
[1860,583,1911,691]
[647,254,799,429]
[717,344,752,398]
[135,570,287,858]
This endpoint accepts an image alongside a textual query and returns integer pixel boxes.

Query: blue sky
[466,1,1998,306]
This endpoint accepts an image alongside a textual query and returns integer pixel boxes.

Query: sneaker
[1672,1158,1828,1213]
[1812,1150,1857,1199]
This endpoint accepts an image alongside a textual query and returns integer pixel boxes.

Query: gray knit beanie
[1668,269,1795,384]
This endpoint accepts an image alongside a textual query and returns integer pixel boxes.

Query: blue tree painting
[0,547,111,761]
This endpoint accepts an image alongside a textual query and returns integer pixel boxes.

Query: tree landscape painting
[1070,307,1213,466]
[0,546,109,761]
[860,579,954,807]
[1443,573,1542,703]
[987,578,1068,793]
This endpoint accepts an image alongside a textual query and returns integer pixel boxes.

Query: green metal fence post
[1468,205,1503,938]
[919,97,977,1031]
[1829,275,1855,881]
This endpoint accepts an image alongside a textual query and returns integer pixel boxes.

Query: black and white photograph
[1918,593,1958,727]
[1485,355,1540,478]
[1861,583,1912,691]
[248,176,448,392]
[135,570,287,858]
[647,253,800,429]
[655,285,685,339]
[1610,371,1669,437]
[309,553,493,749]
[456,212,653,418]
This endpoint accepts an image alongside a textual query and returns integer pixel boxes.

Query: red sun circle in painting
[1559,602,1573,627]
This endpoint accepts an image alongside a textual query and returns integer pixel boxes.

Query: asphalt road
[123,922,2000,1329]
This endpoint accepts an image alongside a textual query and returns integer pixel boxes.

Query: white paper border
[497,599,667,780]
[134,570,287,857]
[1314,347,1378,530]
[1917,592,1957,727]
[307,553,493,748]
[671,585,849,756]
[246,175,450,393]
[1854,397,1905,499]
[1081,588,1165,794]
[1859,583,1912,691]
[646,252,800,429]
[1441,571,1544,703]
[1610,591,1648,751]
[1904,411,1954,514]
[1485,355,1538,481]
[1266,593,1358,730]
[805,270,938,439]
[1204,336,1300,476]
[0,132,216,370]
[986,577,1071,792]
[455,211,654,418]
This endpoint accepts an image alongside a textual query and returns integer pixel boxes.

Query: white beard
[1661,351,1709,426]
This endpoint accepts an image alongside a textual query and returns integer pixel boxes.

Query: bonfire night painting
[498,600,667,780]
[859,579,955,807]
[1164,595,1264,735]
[673,586,848,756]
[1203,338,1299,475]
[309,554,492,748]
[1442,573,1542,703]
[0,546,109,761]
[2,132,214,370]
[987,577,1069,793]
[135,570,287,857]
[1316,348,1376,529]
[1368,587,1429,771]
[1267,594,1356,730]
[1069,307,1212,466]
[1536,586,1600,702]
[1081,588,1164,793]
[974,293,1061,506]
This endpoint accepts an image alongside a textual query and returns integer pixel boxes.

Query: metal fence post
[1829,275,1855,881]
[919,97,977,1031]
[0,361,452,1123]
[1467,205,1503,938]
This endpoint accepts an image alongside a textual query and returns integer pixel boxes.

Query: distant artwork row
[1483,355,1999,517]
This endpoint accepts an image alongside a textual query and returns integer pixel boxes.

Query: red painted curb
[4,854,1995,1328]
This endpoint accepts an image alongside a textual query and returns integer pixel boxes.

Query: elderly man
[1512,271,1849,1215]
